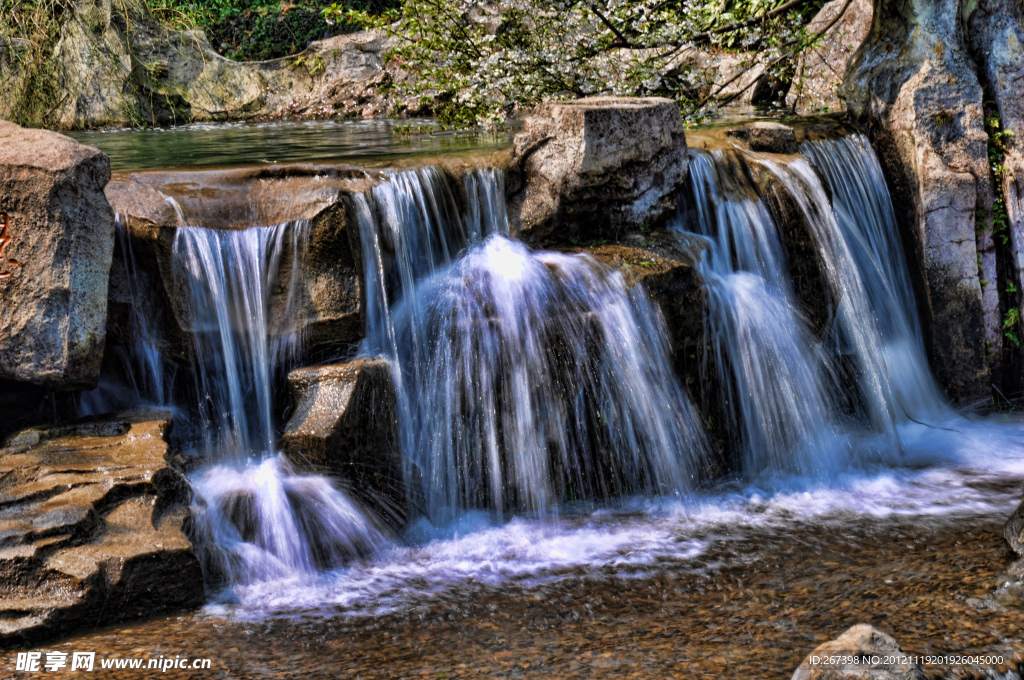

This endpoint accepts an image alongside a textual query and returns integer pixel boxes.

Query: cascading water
[680,132,960,478]
[358,168,708,521]
[78,218,172,415]
[683,151,839,476]
[800,135,949,419]
[172,222,304,458]
[171,219,388,589]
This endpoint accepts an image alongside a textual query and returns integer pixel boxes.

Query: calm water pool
[69,119,515,172]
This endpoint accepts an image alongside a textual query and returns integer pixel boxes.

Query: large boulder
[792,624,926,680]
[127,19,265,127]
[52,0,138,128]
[842,0,996,403]
[0,121,115,389]
[508,96,689,245]
[0,411,204,647]
[281,358,404,522]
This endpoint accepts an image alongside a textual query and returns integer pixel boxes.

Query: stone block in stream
[282,358,405,523]
[508,96,689,245]
[0,410,204,648]
[791,624,926,680]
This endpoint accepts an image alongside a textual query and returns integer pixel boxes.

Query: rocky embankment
[0,0,879,130]
[0,411,203,647]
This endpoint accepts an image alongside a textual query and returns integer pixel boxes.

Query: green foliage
[1004,307,1022,349]
[288,51,325,75]
[932,108,955,128]
[143,0,398,60]
[0,0,74,127]
[330,0,826,127]
[984,102,1016,246]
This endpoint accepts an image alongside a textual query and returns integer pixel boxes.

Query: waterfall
[358,167,708,521]
[800,135,949,419]
[680,133,952,477]
[684,151,838,476]
[172,222,306,458]
[170,218,388,589]
[78,219,172,415]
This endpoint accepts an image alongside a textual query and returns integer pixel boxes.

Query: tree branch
[589,5,633,48]
[697,0,853,110]
[687,0,821,47]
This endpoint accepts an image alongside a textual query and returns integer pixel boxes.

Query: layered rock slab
[0,411,204,647]
[0,120,115,389]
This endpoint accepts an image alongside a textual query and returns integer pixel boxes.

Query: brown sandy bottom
[8,497,1024,679]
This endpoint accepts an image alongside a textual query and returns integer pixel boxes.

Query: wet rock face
[561,235,731,474]
[792,624,926,680]
[508,97,689,245]
[281,358,404,522]
[842,0,995,403]
[0,411,204,647]
[0,121,115,389]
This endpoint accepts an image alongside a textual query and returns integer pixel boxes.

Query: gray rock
[842,0,995,403]
[968,0,1024,373]
[52,0,137,128]
[0,411,205,647]
[0,120,115,389]
[281,358,404,521]
[508,96,689,244]
[791,624,926,680]
[1005,496,1024,555]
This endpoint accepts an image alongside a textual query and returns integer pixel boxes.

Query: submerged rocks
[0,121,115,389]
[792,624,926,680]
[0,411,204,647]
[281,358,404,521]
[508,96,689,245]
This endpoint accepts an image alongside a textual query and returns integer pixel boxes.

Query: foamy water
[203,413,1024,621]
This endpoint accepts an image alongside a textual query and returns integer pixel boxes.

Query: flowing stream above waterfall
[81,129,1024,635]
